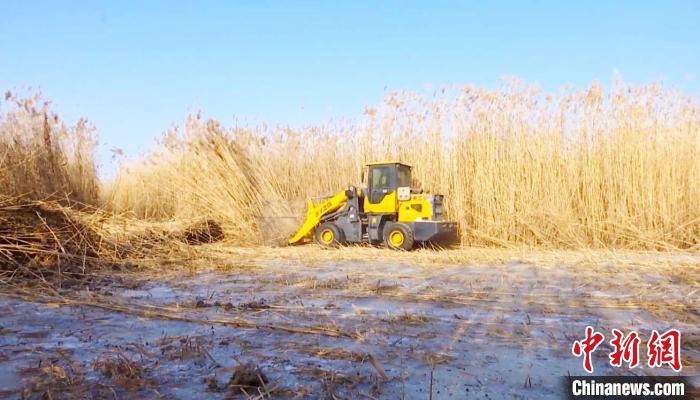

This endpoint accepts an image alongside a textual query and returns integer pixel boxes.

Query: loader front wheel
[314,222,344,248]
[383,223,414,251]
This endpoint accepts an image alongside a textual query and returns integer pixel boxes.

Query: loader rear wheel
[383,223,414,251]
[314,222,344,248]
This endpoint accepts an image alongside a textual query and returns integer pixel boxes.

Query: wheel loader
[288,161,459,250]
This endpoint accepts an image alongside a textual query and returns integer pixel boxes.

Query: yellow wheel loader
[289,161,459,250]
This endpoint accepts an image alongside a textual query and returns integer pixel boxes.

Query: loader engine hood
[397,192,447,222]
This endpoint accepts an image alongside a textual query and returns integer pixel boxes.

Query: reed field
[1,79,699,280]
[1,80,700,398]
[104,79,700,250]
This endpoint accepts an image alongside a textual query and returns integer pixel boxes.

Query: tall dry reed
[0,92,99,205]
[105,79,700,250]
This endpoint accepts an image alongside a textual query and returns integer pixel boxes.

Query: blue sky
[1,1,698,176]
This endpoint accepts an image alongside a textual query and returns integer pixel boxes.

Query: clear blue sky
[1,1,698,176]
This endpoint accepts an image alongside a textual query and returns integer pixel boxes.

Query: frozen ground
[1,255,698,399]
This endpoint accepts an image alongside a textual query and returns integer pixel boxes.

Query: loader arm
[288,190,349,245]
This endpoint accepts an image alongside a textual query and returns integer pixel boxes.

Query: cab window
[397,165,411,187]
[371,166,391,189]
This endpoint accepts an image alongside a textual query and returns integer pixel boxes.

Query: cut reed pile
[0,194,227,286]
[0,94,121,285]
[106,79,700,250]
[0,195,108,283]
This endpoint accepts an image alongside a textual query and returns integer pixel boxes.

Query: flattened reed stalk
[0,194,211,285]
[0,195,106,283]
[105,79,699,250]
[0,92,99,205]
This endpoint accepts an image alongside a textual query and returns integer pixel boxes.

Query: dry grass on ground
[189,244,700,274]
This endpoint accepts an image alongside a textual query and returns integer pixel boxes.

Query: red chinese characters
[647,329,682,372]
[609,329,640,368]
[572,327,683,373]
[572,326,605,373]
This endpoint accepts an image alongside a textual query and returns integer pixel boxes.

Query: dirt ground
[1,249,698,399]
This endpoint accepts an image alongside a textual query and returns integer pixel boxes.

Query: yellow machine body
[289,161,458,249]
[363,191,397,214]
[397,195,436,222]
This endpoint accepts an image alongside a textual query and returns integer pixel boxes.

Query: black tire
[383,222,414,251]
[314,222,345,248]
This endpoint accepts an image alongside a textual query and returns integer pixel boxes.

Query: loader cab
[362,161,411,214]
